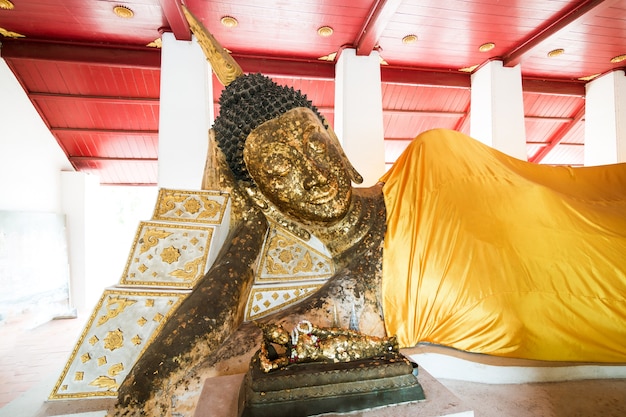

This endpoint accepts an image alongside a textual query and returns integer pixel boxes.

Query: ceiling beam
[522,78,586,96]
[0,39,161,68]
[70,156,158,162]
[525,115,575,122]
[233,53,336,79]
[159,0,191,41]
[454,103,471,132]
[0,40,592,95]
[29,92,159,105]
[51,127,159,135]
[355,0,403,56]
[383,109,466,117]
[530,103,586,163]
[381,66,471,88]
[232,53,589,95]
[503,0,608,67]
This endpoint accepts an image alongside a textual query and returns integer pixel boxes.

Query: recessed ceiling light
[478,42,495,52]
[402,34,418,44]
[113,5,134,18]
[547,48,564,58]
[0,0,15,10]
[220,16,238,28]
[610,54,626,63]
[317,26,334,37]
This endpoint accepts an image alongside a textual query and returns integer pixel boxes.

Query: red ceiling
[1,0,625,185]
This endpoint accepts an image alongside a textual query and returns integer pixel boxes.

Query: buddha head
[257,322,290,346]
[213,73,362,225]
[183,9,362,228]
[244,107,353,222]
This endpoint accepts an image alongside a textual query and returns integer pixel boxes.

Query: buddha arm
[115,210,268,411]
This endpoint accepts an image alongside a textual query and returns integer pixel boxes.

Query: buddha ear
[324,120,364,184]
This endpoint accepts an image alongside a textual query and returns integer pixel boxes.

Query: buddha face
[243,107,353,223]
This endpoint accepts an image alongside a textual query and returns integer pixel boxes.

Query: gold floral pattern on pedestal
[120,221,214,288]
[50,188,230,401]
[49,289,187,399]
[152,189,228,225]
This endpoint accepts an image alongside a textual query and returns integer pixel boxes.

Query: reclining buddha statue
[111,7,626,417]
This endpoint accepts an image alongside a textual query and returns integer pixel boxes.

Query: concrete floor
[1,311,626,417]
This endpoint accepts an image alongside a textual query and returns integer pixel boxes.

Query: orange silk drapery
[381,128,626,362]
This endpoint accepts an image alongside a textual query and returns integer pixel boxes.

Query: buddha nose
[303,161,329,190]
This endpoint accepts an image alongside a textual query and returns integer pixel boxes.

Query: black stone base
[238,351,425,417]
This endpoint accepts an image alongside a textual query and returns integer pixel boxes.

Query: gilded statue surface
[109,9,626,417]
[256,320,398,373]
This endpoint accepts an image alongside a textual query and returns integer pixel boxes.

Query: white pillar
[158,32,214,190]
[470,60,527,160]
[584,70,626,165]
[334,48,386,187]
[61,171,101,313]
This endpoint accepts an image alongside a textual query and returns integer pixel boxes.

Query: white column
[158,32,214,190]
[334,48,386,187]
[61,171,101,313]
[470,60,527,160]
[584,70,626,165]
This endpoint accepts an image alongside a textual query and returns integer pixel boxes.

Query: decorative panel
[255,225,334,283]
[244,224,334,320]
[119,221,214,288]
[246,283,324,321]
[49,289,187,399]
[152,188,229,225]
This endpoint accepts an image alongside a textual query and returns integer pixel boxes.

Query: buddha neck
[298,185,384,264]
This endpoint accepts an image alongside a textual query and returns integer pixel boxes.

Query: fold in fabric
[381,128,626,362]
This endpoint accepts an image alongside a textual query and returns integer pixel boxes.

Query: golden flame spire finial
[181,5,244,86]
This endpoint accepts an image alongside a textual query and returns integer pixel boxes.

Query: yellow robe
[381,128,626,362]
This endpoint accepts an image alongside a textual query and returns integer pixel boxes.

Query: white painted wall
[0,59,157,316]
[0,58,73,212]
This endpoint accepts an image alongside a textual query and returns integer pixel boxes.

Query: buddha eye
[265,154,290,177]
[307,134,327,154]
